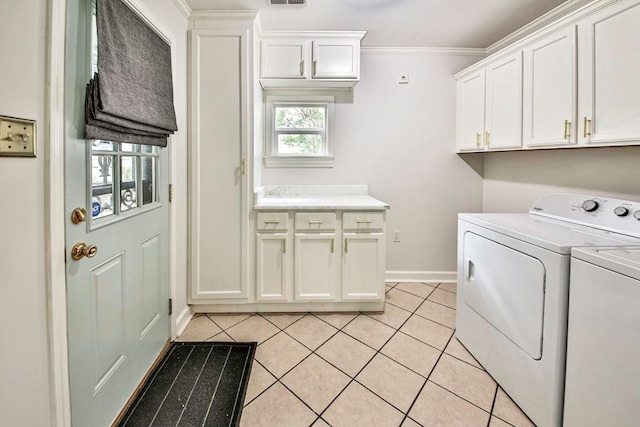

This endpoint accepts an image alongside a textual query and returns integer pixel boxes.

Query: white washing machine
[563,246,640,427]
[456,193,640,427]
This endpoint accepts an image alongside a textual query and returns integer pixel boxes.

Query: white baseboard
[174,305,193,338]
[385,270,457,284]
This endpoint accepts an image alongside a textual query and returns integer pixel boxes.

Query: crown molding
[172,0,191,20]
[361,46,485,56]
[486,0,596,55]
[189,9,259,21]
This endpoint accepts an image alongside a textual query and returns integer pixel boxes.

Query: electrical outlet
[393,230,401,242]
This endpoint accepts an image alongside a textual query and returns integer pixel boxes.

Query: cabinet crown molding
[260,30,367,40]
[189,10,259,21]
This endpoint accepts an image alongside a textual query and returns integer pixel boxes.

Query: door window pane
[91,154,114,218]
[120,156,138,212]
[141,156,156,205]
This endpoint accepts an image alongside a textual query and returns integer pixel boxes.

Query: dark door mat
[118,342,256,427]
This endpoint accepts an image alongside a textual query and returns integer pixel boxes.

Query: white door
[65,1,170,426]
[261,39,308,79]
[189,28,249,302]
[578,1,640,145]
[342,233,384,300]
[311,40,359,79]
[485,52,523,150]
[256,233,291,301]
[523,27,576,147]
[456,69,486,151]
[294,233,339,300]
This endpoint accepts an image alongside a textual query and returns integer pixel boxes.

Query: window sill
[264,156,335,168]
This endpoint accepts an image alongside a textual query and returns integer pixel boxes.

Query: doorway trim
[45,1,180,425]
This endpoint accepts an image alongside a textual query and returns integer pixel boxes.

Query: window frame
[265,95,335,168]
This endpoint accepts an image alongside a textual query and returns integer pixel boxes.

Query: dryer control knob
[582,200,599,212]
[614,206,629,217]
[634,210,640,221]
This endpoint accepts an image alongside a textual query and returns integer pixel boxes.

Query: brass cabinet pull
[331,238,334,253]
[282,240,286,254]
[344,239,348,253]
[313,60,317,77]
[71,207,87,224]
[241,159,246,175]
[583,117,591,138]
[308,219,324,224]
[563,120,571,140]
[71,242,98,260]
[476,132,481,148]
[356,219,372,224]
[485,131,491,146]
[300,60,304,77]
[263,220,280,225]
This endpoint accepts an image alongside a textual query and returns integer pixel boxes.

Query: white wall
[0,1,187,425]
[0,1,51,426]
[482,146,640,212]
[261,53,484,272]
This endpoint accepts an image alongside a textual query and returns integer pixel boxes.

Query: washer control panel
[530,193,640,238]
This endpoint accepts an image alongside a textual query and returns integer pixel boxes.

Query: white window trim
[264,95,335,168]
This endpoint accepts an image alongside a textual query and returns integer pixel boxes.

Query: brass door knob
[71,242,98,260]
[71,207,87,224]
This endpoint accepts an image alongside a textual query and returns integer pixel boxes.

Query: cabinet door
[261,39,307,79]
[190,29,249,301]
[485,52,523,150]
[342,233,385,301]
[256,233,291,301]
[456,69,486,152]
[294,233,339,301]
[523,27,576,147]
[311,40,359,79]
[578,1,640,145]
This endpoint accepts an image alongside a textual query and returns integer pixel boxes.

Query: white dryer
[564,246,640,427]
[456,193,640,427]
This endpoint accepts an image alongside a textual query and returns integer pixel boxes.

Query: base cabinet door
[256,233,291,301]
[342,233,385,300]
[578,0,640,145]
[294,233,339,301]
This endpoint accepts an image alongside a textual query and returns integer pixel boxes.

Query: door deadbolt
[71,207,87,224]
[71,242,98,260]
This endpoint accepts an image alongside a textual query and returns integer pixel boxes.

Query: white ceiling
[185,0,568,48]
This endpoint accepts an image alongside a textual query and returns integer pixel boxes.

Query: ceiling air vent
[269,0,307,5]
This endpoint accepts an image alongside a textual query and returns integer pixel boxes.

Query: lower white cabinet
[342,233,385,300]
[256,233,291,301]
[255,210,386,303]
[294,233,339,300]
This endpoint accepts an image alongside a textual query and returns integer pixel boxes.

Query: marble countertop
[253,185,390,211]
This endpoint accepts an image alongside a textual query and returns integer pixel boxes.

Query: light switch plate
[0,115,36,157]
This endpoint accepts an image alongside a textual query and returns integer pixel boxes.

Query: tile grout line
[486,384,500,427]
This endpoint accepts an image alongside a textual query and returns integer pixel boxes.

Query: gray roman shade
[85,0,178,147]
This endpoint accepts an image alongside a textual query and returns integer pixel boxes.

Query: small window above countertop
[253,185,390,211]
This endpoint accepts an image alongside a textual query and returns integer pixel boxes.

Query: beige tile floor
[177,282,536,427]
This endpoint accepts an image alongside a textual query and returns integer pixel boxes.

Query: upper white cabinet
[455,0,640,153]
[260,40,307,79]
[523,27,577,147]
[456,52,522,152]
[312,40,359,79]
[456,70,486,151]
[577,0,640,145]
[260,31,366,89]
